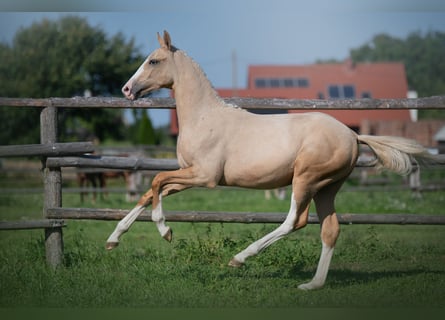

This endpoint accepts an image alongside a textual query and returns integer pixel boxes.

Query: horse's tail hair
[357,135,439,176]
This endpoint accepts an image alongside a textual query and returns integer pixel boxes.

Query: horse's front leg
[106,182,191,249]
[151,192,171,241]
[107,167,208,248]
[150,167,214,242]
[106,188,154,249]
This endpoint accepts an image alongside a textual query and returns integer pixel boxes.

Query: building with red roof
[170,60,443,147]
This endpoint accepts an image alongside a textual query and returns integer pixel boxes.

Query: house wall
[361,120,445,148]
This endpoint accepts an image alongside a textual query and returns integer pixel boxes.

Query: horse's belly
[220,154,295,189]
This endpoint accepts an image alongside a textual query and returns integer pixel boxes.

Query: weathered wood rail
[1,95,445,268]
[46,155,180,171]
[0,219,66,230]
[0,142,94,157]
[44,155,445,171]
[47,208,445,225]
[1,95,445,110]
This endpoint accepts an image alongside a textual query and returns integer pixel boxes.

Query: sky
[1,0,445,127]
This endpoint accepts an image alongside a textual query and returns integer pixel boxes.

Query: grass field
[1,169,445,308]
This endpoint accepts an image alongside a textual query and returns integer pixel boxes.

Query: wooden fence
[1,95,445,267]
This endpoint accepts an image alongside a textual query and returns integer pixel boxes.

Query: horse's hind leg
[90,174,98,204]
[99,173,106,201]
[78,174,86,203]
[228,178,312,267]
[298,179,344,290]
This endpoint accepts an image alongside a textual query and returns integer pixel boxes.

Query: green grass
[1,173,445,308]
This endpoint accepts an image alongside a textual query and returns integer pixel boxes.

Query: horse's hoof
[297,283,310,291]
[106,242,119,250]
[228,258,244,268]
[297,282,322,291]
[163,228,173,242]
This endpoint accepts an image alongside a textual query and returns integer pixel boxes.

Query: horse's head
[122,31,176,100]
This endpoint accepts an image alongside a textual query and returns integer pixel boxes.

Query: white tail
[357,135,436,175]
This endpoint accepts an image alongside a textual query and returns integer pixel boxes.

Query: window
[361,92,372,98]
[328,85,356,98]
[270,78,280,88]
[255,79,267,88]
[328,85,340,98]
[297,78,309,87]
[343,85,355,98]
[254,77,310,88]
[283,78,294,87]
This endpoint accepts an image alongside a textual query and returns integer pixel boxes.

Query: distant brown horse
[78,169,139,203]
[77,170,105,204]
[106,31,437,290]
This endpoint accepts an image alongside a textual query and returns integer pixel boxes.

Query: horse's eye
[149,59,160,65]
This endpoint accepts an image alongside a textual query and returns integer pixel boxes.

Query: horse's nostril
[122,85,132,98]
[122,84,135,100]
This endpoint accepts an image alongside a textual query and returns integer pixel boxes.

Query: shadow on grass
[326,268,445,288]
[220,262,445,289]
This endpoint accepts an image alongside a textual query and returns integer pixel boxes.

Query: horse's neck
[173,51,224,123]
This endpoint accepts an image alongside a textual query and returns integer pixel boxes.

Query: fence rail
[1,95,445,110]
[0,219,66,231]
[46,155,180,171]
[1,95,445,267]
[0,142,94,157]
[47,208,445,225]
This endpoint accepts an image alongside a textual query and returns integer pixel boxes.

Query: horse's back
[240,111,357,152]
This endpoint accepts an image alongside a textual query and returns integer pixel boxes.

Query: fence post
[40,106,64,267]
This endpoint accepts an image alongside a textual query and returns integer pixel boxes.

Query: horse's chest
[176,128,222,168]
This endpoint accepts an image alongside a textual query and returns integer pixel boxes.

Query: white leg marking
[232,193,297,264]
[106,205,145,245]
[151,194,170,238]
[298,241,334,290]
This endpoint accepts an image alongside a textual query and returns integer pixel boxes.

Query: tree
[135,110,157,145]
[350,31,445,119]
[0,15,144,144]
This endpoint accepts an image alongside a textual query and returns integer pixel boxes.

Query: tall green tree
[350,31,445,119]
[135,110,156,145]
[0,15,144,144]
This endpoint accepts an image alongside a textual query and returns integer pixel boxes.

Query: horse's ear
[157,30,172,51]
[163,30,172,50]
[157,32,164,47]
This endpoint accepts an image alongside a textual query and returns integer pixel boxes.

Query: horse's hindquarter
[221,112,358,188]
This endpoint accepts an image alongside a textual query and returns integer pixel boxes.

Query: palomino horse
[107,31,435,290]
